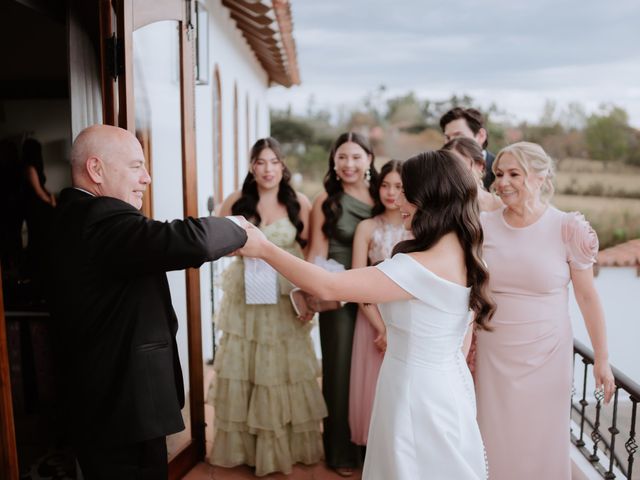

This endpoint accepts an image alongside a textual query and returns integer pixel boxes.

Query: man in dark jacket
[47,125,249,479]
[440,107,496,189]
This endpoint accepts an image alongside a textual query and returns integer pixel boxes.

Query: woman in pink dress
[348,160,411,445]
[475,141,616,479]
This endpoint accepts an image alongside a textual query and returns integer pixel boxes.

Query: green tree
[559,102,587,130]
[539,99,558,127]
[585,105,631,164]
[270,115,314,146]
[627,129,640,166]
[385,92,423,126]
[298,144,329,176]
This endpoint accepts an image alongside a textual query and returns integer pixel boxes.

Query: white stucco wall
[195,0,273,361]
[570,266,640,383]
[132,21,190,398]
[130,6,275,384]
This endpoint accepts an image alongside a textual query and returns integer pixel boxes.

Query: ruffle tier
[208,257,327,476]
[215,259,314,345]
[210,424,324,476]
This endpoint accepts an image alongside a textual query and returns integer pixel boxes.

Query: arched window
[255,102,260,139]
[213,66,223,204]
[233,82,239,190]
[245,93,250,155]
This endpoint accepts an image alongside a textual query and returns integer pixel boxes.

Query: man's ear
[476,128,488,148]
[86,156,104,184]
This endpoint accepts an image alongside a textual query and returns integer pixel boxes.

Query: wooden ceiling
[221,0,300,87]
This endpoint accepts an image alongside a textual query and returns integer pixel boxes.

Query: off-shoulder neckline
[399,253,470,290]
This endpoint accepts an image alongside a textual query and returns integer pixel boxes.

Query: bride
[238,150,495,479]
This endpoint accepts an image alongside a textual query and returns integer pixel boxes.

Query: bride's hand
[236,223,269,258]
[374,331,387,353]
[296,311,315,324]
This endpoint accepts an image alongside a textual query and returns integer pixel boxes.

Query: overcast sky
[267,0,640,127]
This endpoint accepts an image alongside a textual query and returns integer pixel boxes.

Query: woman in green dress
[306,132,378,476]
[208,137,327,476]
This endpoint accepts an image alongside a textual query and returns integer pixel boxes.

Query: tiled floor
[183,461,362,480]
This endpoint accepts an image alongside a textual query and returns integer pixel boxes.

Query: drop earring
[365,168,371,183]
[334,166,341,182]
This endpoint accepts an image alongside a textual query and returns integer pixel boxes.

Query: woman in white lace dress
[238,150,496,479]
[348,159,411,446]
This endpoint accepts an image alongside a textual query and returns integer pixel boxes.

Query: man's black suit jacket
[47,188,247,446]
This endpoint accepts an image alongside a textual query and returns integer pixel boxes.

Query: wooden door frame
[213,65,223,205]
[0,2,204,477]
[233,82,239,190]
[0,268,19,480]
[99,1,205,477]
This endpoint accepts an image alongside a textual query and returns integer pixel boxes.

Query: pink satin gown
[348,217,410,445]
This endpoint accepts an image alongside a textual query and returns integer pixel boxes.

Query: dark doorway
[0,1,81,478]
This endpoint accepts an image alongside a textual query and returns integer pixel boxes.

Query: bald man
[46,125,248,480]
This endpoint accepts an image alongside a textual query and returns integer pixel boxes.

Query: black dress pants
[77,436,168,480]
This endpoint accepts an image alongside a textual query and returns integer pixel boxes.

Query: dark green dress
[319,193,372,469]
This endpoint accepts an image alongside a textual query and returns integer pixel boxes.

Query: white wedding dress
[362,254,487,480]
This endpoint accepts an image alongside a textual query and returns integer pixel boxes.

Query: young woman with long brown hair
[238,150,496,479]
[207,137,327,476]
[305,132,378,476]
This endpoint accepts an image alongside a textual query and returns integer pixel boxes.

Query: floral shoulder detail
[561,211,599,269]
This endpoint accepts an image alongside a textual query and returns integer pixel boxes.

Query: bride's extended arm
[240,225,411,305]
[352,220,387,351]
[305,192,329,261]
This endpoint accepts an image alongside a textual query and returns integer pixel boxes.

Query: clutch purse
[289,257,346,316]
[289,288,343,316]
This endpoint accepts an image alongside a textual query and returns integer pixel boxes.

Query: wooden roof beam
[229,11,276,36]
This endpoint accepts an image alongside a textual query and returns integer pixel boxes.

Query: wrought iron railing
[572,339,639,479]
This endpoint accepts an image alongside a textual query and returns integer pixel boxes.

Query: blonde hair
[492,141,555,204]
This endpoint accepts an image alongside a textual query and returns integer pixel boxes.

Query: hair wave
[392,150,495,329]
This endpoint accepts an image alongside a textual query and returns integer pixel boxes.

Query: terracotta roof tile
[596,239,640,267]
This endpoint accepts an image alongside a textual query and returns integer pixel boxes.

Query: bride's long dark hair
[392,150,495,329]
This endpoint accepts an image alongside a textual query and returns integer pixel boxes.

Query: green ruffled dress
[207,217,327,476]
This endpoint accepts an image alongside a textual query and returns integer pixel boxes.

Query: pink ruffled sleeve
[561,211,599,270]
